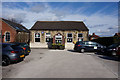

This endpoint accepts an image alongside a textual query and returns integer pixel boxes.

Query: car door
[95,43,103,51]
[84,42,93,51]
[84,42,97,51]
[2,44,13,56]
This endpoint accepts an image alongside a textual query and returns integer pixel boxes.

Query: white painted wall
[30,42,74,49]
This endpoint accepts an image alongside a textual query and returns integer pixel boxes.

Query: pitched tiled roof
[30,21,89,31]
[2,18,30,33]
[89,33,99,38]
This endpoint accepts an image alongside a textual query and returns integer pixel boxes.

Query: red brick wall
[1,20,17,43]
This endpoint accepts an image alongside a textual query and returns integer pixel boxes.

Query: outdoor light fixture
[41,31,44,34]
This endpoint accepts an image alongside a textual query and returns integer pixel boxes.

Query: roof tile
[30,21,89,31]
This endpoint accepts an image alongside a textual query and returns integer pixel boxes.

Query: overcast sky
[2,2,118,37]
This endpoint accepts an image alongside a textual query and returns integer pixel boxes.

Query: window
[5,32,10,42]
[35,33,40,42]
[46,33,51,42]
[85,42,97,46]
[67,33,72,42]
[68,34,72,37]
[91,37,95,40]
[78,33,83,37]
[78,33,83,41]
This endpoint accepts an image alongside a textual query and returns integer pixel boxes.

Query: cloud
[2,2,71,28]
[108,26,118,29]
[2,2,118,37]
[89,24,108,28]
[0,2,2,17]
[28,3,51,13]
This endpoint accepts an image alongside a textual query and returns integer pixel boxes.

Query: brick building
[30,21,89,49]
[114,33,120,37]
[0,18,30,43]
[89,33,100,40]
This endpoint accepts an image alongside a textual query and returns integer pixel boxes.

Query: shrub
[92,36,120,47]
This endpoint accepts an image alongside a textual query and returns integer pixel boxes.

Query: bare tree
[8,18,23,24]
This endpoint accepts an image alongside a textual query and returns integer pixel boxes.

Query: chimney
[93,33,95,35]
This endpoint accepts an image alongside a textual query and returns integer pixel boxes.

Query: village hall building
[30,21,89,49]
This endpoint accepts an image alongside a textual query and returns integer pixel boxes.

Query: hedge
[91,36,120,47]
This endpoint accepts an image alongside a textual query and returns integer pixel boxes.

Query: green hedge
[52,43,65,49]
[91,36,120,47]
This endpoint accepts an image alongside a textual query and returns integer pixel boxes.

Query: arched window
[67,33,73,42]
[5,32,10,42]
[35,33,40,42]
[46,33,51,42]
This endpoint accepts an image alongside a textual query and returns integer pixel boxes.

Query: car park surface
[2,48,118,78]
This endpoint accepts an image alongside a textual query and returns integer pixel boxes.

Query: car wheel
[111,52,116,56]
[2,56,10,66]
[80,49,85,53]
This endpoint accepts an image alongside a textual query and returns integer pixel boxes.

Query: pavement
[2,49,119,78]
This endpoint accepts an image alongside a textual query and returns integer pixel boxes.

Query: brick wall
[1,20,17,43]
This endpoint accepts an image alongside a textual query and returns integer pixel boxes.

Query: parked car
[116,45,120,56]
[74,41,105,53]
[11,42,31,56]
[102,43,120,56]
[2,43,25,66]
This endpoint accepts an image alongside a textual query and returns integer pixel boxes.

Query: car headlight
[109,48,116,50]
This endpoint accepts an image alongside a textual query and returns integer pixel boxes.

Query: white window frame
[78,33,83,38]
[5,32,10,42]
[55,35,62,40]
[34,32,40,42]
[67,33,73,43]
[45,33,51,42]
[77,33,83,41]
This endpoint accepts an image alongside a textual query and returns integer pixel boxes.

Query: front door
[55,34,62,44]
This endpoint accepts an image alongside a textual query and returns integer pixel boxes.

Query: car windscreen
[76,41,83,45]
[85,42,96,45]
[2,45,13,50]
[21,43,28,47]
[11,45,23,50]
[18,43,29,47]
[109,43,119,48]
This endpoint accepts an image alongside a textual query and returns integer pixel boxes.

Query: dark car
[102,43,120,56]
[2,43,25,66]
[11,42,31,56]
[116,45,120,56]
[74,41,105,53]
